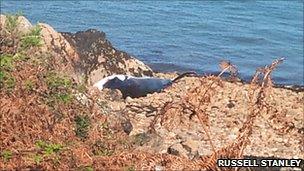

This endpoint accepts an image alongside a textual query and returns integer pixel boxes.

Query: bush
[5,13,20,34]
[20,25,42,49]
[1,150,12,162]
[45,72,72,90]
[0,71,15,91]
[0,54,14,71]
[75,115,91,140]
[35,140,62,155]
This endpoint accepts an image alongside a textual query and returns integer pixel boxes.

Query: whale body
[93,72,196,98]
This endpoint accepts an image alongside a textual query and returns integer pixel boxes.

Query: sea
[1,1,303,85]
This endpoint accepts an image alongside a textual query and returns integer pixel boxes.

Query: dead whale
[93,72,197,98]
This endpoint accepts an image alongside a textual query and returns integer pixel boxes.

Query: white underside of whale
[93,74,154,90]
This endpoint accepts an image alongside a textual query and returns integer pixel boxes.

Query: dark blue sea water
[1,1,303,85]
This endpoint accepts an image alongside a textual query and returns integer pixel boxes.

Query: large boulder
[61,29,153,85]
[38,23,81,82]
[0,14,33,34]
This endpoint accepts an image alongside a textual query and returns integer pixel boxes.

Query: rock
[74,92,91,106]
[155,165,164,171]
[121,119,133,135]
[125,96,133,103]
[1,16,83,82]
[101,89,123,101]
[61,29,153,85]
[167,143,189,158]
[181,140,200,154]
[167,145,180,156]
[0,15,5,29]
[38,23,79,61]
[0,15,33,34]
[16,16,33,33]
[2,15,154,86]
[38,23,81,82]
[166,140,201,160]
[132,133,151,146]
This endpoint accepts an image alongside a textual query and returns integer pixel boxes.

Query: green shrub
[20,25,42,49]
[5,13,20,33]
[0,71,15,91]
[124,165,135,171]
[1,150,12,162]
[33,154,43,165]
[25,79,34,91]
[0,54,14,71]
[92,140,114,156]
[55,92,73,104]
[45,72,72,89]
[13,52,29,61]
[35,140,62,155]
[85,166,94,171]
[75,115,91,140]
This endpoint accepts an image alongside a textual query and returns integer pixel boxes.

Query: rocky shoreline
[1,15,303,170]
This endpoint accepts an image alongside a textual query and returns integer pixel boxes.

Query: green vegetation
[99,121,113,139]
[25,79,34,91]
[55,92,73,103]
[5,13,21,33]
[0,53,28,71]
[33,154,43,165]
[1,150,12,162]
[31,141,62,166]
[0,71,16,91]
[3,12,42,51]
[75,115,91,140]
[35,140,62,156]
[124,165,135,171]
[45,72,72,90]
[85,166,94,171]
[76,76,88,93]
[92,140,114,156]
[20,25,43,49]
[13,52,29,62]
[45,70,73,102]
[0,54,14,70]
[0,55,16,91]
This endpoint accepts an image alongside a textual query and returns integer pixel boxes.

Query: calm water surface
[2,1,303,85]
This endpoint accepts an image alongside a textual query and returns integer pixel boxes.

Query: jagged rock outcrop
[1,15,153,84]
[61,29,153,85]
[37,23,81,82]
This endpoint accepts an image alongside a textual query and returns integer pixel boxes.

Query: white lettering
[260,160,267,167]
[217,159,224,167]
[292,159,302,167]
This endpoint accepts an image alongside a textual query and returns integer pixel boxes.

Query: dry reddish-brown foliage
[0,25,130,169]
